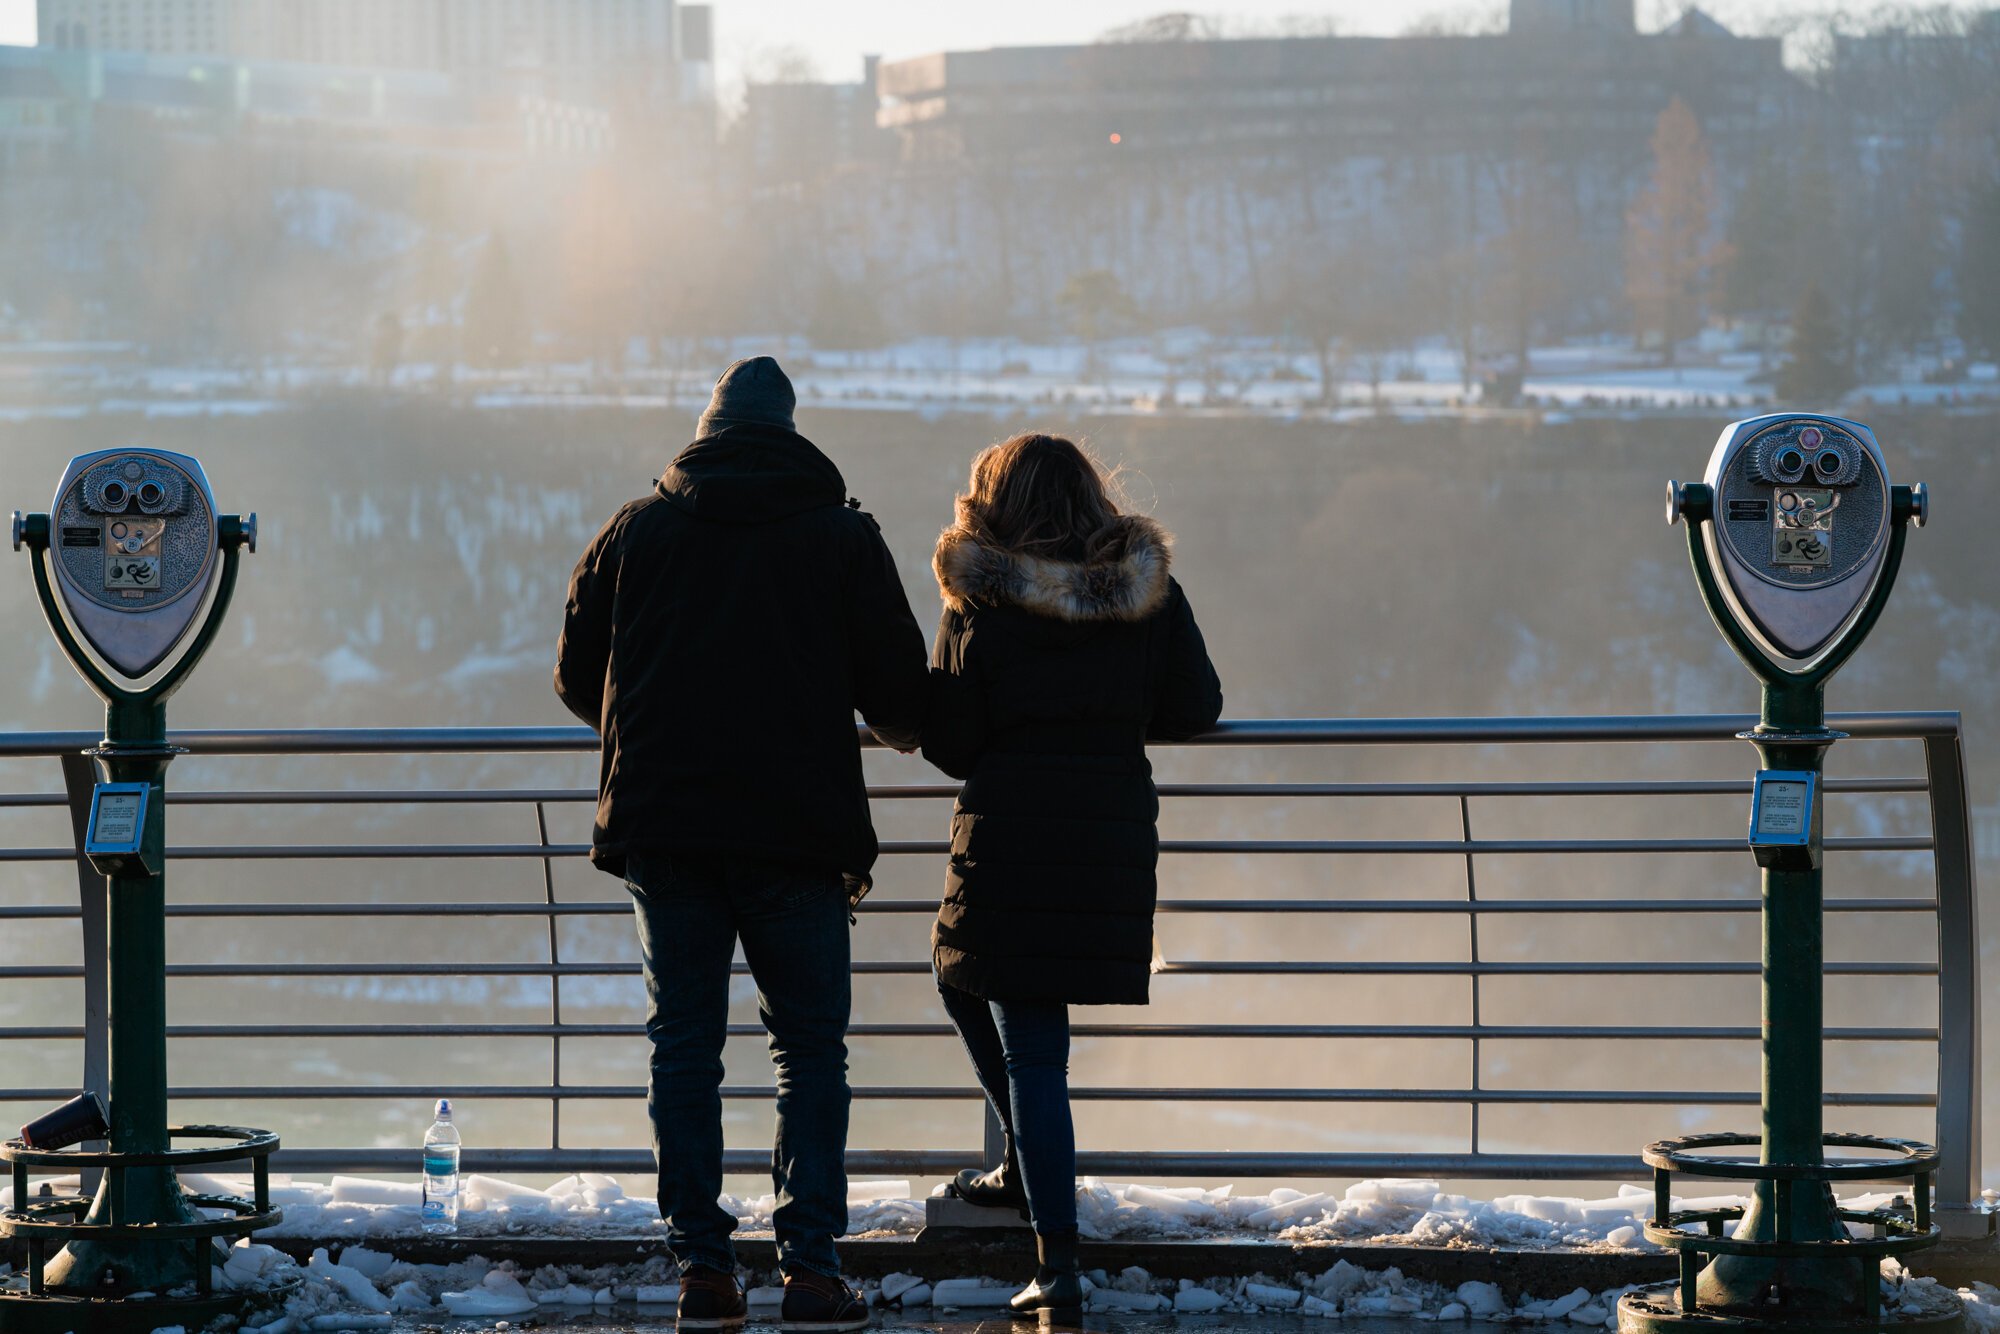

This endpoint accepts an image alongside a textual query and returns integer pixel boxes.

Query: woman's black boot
[1009,1229,1083,1315]
[950,1137,1030,1219]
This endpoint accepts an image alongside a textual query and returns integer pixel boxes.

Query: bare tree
[1480,148,1575,371]
[1095,13,1224,43]
[1400,4,1507,37]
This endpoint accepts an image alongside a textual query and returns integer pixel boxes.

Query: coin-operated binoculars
[3,451,280,1334]
[1619,415,1961,1332]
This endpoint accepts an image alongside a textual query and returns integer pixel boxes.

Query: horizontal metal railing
[0,713,1980,1203]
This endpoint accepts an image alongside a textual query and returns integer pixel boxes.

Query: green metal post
[40,712,202,1294]
[1697,680,1860,1315]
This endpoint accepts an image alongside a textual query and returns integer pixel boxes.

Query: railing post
[1459,795,1482,1158]
[1923,723,1982,1222]
[59,752,108,1196]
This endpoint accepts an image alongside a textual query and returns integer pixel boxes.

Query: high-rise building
[438,0,676,76]
[37,0,688,80]
[236,1,451,71]
[38,0,238,57]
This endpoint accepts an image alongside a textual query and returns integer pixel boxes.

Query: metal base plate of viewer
[1619,1285,1966,1331]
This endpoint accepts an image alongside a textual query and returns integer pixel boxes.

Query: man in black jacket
[556,357,925,1330]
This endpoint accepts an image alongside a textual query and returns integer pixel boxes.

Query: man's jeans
[937,979,1077,1235]
[627,854,851,1277]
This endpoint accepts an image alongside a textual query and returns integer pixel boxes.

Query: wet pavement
[391,1313,1419,1333]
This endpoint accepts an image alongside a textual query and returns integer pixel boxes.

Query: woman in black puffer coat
[922,433,1223,1312]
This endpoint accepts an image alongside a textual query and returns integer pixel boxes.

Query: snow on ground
[0,1171,1911,1256]
[0,1174,1989,1329]
[3,1241,1985,1332]
[218,1173,925,1242]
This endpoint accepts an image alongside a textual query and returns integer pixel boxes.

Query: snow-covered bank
[8,334,1998,424]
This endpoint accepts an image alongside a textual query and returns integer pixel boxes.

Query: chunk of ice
[1344,1179,1441,1206]
[932,1280,1015,1309]
[334,1247,393,1279]
[1246,1192,1328,1228]
[1174,1286,1230,1312]
[1455,1280,1507,1316]
[847,1180,910,1205]
[1245,1282,1302,1308]
[387,1280,433,1312]
[440,1272,537,1317]
[880,1273,926,1301]
[1125,1184,1214,1219]
[327,1178,419,1208]
[463,1176,552,1211]
[1544,1287,1592,1318]
[307,1249,391,1313]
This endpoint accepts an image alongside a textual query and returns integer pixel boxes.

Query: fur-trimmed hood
[934,514,1173,623]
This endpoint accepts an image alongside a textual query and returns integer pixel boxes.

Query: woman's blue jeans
[937,979,1077,1234]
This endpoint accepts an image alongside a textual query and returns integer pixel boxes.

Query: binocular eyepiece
[1754,428,1861,489]
[96,475,172,515]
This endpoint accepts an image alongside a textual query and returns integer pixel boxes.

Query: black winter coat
[555,423,928,885]
[922,515,1224,1006]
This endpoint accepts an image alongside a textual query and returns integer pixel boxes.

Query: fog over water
[0,399,1990,1194]
[4,0,2000,1278]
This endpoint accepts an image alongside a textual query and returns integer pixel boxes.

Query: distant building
[36,0,714,102]
[0,42,613,162]
[1829,11,2000,153]
[38,0,234,57]
[739,57,891,187]
[876,1,1792,167]
[0,55,69,165]
[1508,0,1635,35]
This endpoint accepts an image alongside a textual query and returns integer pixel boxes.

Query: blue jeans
[627,854,851,1278]
[937,979,1077,1235]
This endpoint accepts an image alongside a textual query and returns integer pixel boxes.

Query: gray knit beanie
[696,356,796,436]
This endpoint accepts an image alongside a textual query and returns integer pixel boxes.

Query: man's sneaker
[781,1267,871,1331]
[678,1264,748,1329]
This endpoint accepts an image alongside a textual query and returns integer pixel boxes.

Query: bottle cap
[436,1098,452,1119]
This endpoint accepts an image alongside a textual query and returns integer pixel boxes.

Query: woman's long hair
[954,433,1129,563]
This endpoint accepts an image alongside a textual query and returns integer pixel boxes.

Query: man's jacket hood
[658,422,847,524]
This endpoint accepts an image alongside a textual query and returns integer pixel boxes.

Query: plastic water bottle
[422,1098,460,1234]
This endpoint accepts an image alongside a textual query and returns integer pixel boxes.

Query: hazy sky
[0,1,1974,86]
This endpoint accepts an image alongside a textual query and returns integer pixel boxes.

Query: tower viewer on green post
[555,356,927,1331]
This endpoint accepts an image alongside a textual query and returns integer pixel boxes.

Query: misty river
[0,398,1993,1194]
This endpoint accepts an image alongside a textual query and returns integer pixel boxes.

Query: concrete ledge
[924,1194,1030,1230]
